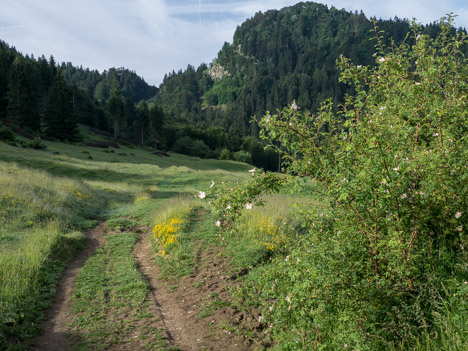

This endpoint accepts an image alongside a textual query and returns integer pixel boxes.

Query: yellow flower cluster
[65,186,91,199]
[134,195,149,203]
[152,218,182,256]
[253,215,285,252]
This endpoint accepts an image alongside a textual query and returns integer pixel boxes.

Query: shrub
[28,137,46,150]
[219,148,231,160]
[233,150,251,163]
[172,136,194,155]
[190,139,210,158]
[0,125,15,142]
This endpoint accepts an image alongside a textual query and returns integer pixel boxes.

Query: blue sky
[0,0,466,86]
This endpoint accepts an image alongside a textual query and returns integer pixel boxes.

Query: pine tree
[108,79,125,139]
[44,70,78,140]
[149,104,164,149]
[0,45,15,119]
[6,56,40,131]
[135,100,149,145]
[37,55,53,115]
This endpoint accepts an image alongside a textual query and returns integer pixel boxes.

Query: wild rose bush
[210,17,468,349]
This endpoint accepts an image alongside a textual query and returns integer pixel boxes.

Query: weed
[106,217,137,231]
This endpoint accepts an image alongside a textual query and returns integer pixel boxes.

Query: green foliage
[213,18,468,349]
[43,70,80,141]
[28,137,46,150]
[233,150,251,163]
[191,139,210,158]
[60,64,157,104]
[219,148,231,160]
[6,56,39,132]
[172,136,211,158]
[156,2,467,141]
[106,217,137,231]
[0,125,15,142]
[108,79,125,139]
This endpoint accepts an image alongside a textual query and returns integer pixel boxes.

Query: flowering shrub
[214,17,468,349]
[203,170,285,228]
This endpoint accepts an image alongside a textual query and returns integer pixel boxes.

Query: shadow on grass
[148,190,182,200]
[3,156,150,183]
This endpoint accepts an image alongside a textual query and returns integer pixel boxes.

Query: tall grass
[0,161,103,348]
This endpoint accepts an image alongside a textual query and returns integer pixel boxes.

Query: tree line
[0,41,163,146]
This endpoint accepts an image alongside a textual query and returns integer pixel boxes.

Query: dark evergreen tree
[135,100,149,145]
[6,56,39,131]
[37,55,53,115]
[149,104,164,149]
[0,43,15,119]
[43,70,79,140]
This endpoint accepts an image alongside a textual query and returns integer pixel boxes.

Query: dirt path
[32,223,107,351]
[31,223,262,351]
[133,230,260,351]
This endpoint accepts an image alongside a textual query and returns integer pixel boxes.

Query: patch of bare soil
[32,223,107,351]
[134,230,266,351]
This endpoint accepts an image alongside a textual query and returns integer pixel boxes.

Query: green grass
[106,217,137,231]
[0,137,251,349]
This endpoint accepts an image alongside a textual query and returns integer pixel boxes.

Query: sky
[0,0,467,86]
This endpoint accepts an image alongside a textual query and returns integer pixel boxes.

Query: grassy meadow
[0,134,252,349]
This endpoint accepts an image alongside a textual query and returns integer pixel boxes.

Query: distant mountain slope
[156,1,464,136]
[60,64,158,103]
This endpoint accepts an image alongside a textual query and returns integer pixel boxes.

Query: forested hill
[156,1,463,136]
[60,64,158,103]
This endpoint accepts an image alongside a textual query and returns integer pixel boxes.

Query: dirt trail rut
[133,231,258,351]
[32,223,107,351]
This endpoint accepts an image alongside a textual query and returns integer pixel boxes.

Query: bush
[190,139,210,158]
[172,136,211,158]
[219,148,231,160]
[233,150,251,163]
[28,137,47,150]
[0,126,15,142]
[172,136,194,155]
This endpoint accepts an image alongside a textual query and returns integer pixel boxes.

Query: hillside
[156,1,466,137]
[60,64,158,103]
